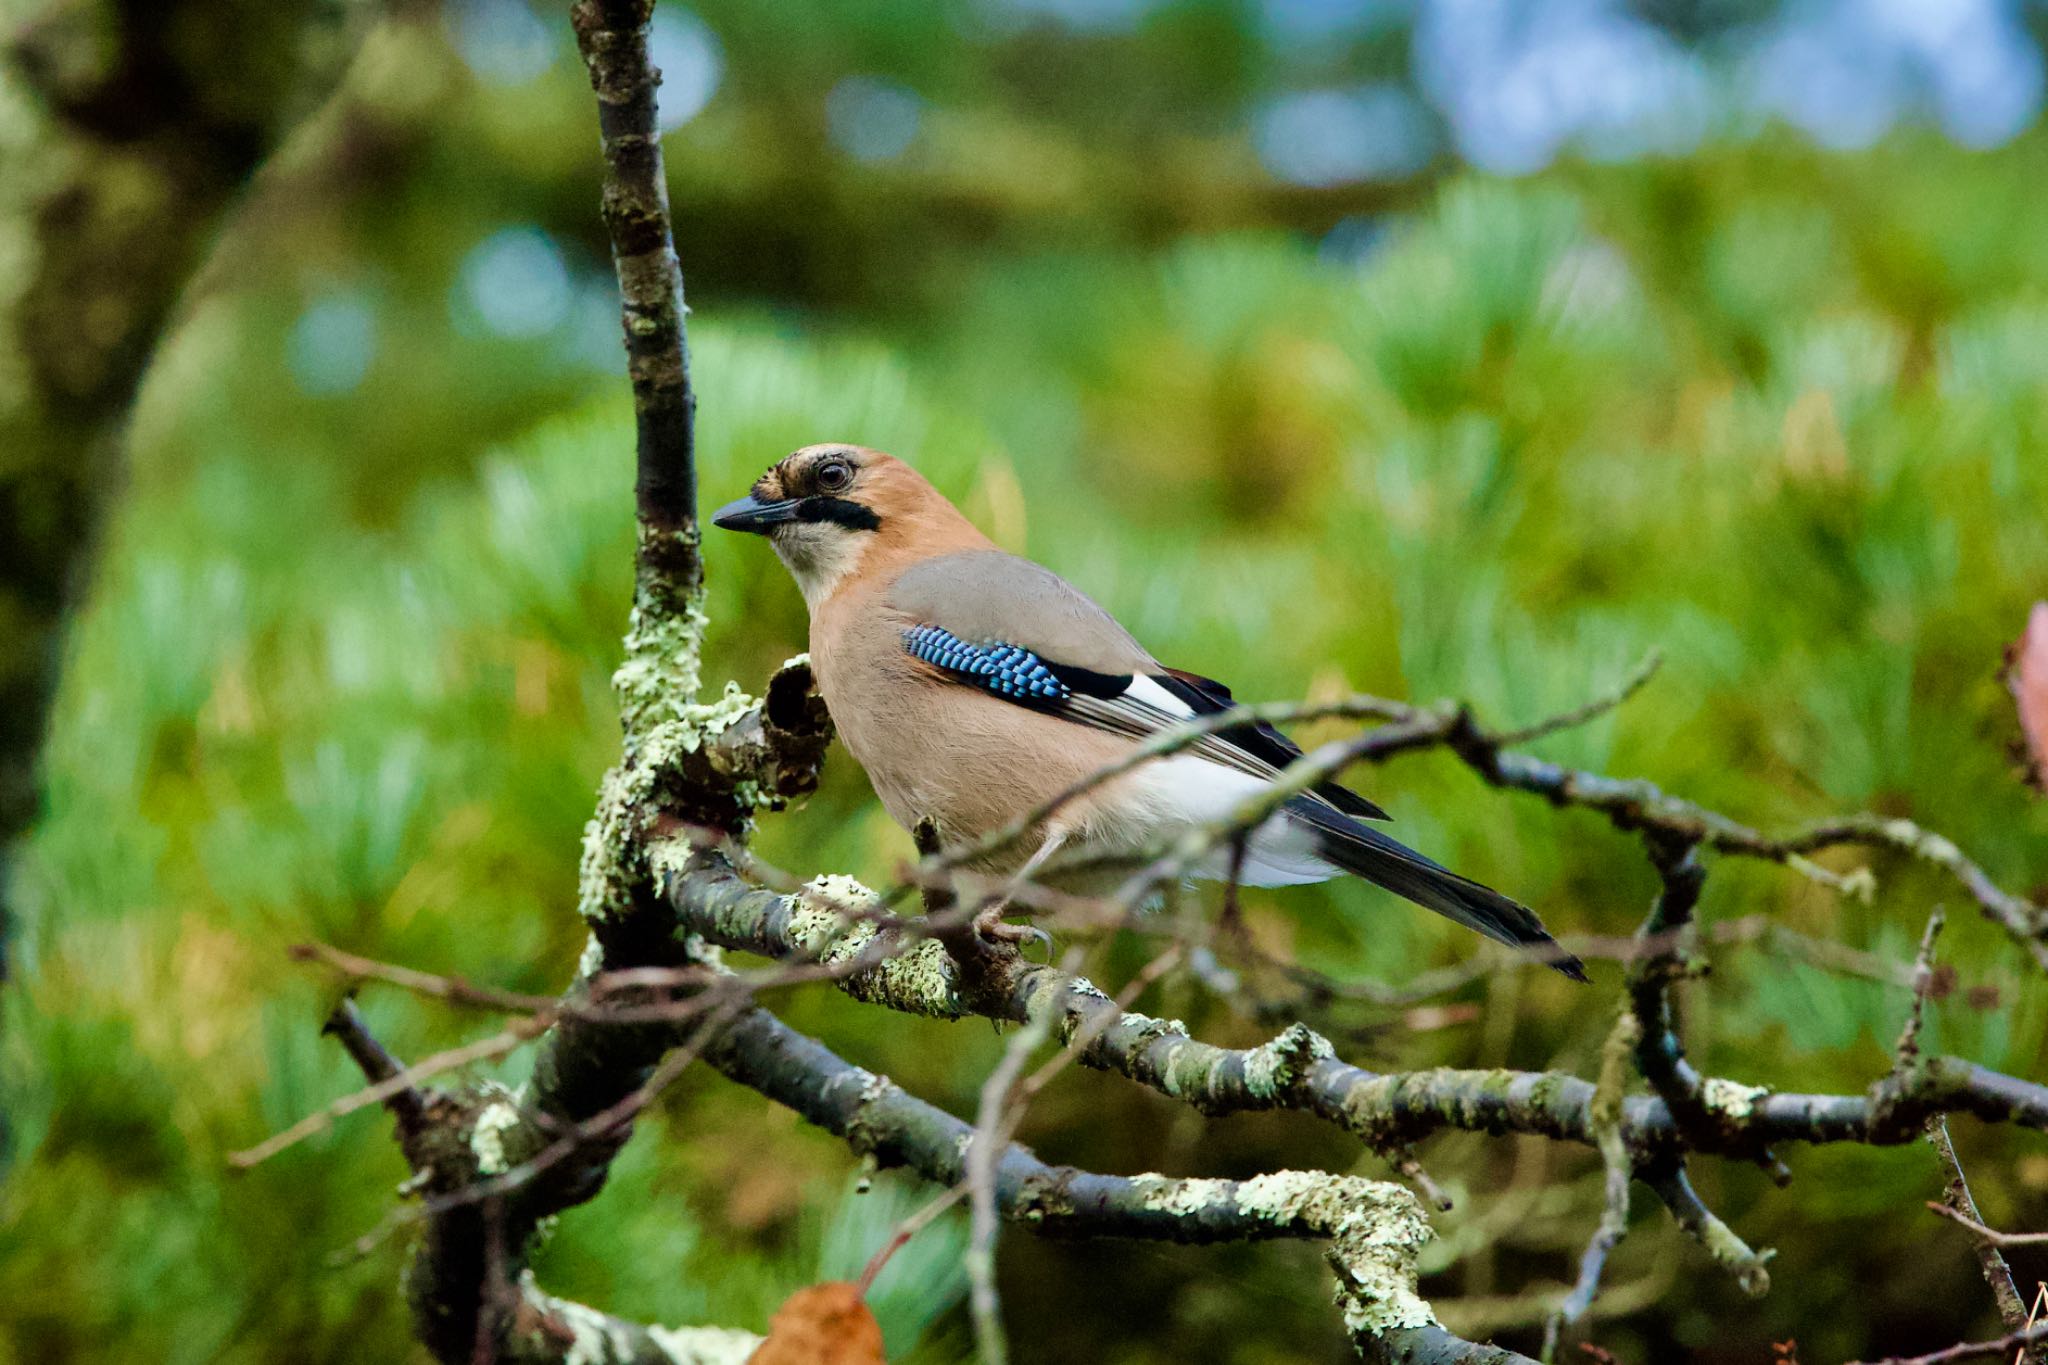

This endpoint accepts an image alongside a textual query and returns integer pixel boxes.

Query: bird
[712,443,1585,981]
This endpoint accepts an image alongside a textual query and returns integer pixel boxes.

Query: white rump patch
[1084,755,1336,888]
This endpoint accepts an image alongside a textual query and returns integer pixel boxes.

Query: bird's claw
[972,905,1051,957]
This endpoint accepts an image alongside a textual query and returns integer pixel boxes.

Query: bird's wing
[888,551,1585,981]
[887,551,1389,821]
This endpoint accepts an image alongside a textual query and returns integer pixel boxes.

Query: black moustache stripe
[796,497,882,531]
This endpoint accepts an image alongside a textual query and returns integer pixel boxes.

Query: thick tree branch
[664,857,2048,1155]
[697,995,1531,1364]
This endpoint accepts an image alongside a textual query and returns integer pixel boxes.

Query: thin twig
[1927,1202,2048,1249]
[858,1184,969,1298]
[293,943,559,1013]
[1491,649,1663,747]
[963,948,1083,1365]
[231,1015,550,1168]
[1848,1321,2048,1365]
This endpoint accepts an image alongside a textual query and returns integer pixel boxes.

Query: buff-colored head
[711,444,988,607]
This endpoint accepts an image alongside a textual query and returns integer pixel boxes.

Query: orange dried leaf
[747,1282,886,1365]
[2008,602,2048,795]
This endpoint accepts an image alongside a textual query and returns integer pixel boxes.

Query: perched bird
[713,444,1585,980]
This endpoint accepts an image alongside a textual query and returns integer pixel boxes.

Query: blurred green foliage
[5,6,2048,1363]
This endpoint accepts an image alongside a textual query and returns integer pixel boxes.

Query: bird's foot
[972,903,1051,956]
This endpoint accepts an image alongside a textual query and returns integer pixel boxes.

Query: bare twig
[231,1013,548,1168]
[962,949,1080,1365]
[1555,1012,1640,1339]
[1848,1321,2048,1365]
[294,942,562,1013]
[1927,1202,2048,1249]
[857,1184,968,1298]
[1491,649,1663,747]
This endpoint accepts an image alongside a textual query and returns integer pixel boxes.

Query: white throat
[772,524,871,611]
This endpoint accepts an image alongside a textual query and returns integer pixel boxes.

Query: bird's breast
[810,600,1138,870]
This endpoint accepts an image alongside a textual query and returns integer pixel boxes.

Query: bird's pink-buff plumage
[711,443,1584,979]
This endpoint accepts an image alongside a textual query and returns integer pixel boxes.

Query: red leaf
[2007,602,2048,795]
[748,1282,886,1365]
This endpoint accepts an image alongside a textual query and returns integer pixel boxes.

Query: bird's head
[713,444,982,606]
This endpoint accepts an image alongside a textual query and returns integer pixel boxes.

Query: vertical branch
[572,0,704,738]
[572,0,698,560]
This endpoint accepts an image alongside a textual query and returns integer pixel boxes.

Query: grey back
[888,550,1156,675]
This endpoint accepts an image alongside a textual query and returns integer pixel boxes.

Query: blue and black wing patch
[901,628,1387,822]
[905,626,1114,699]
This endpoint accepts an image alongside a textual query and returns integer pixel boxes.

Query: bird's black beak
[711,494,801,534]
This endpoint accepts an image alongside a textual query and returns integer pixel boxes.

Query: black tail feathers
[1291,802,1587,982]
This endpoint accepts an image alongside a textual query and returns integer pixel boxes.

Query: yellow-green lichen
[844,1069,897,1156]
[644,1324,764,1364]
[576,763,651,923]
[1701,1076,1769,1120]
[575,933,605,982]
[669,679,760,756]
[1884,818,1961,865]
[788,877,885,959]
[575,690,765,924]
[1129,1169,1436,1334]
[1129,1171,1227,1218]
[1787,851,1878,902]
[1242,1023,1336,1101]
[801,874,878,915]
[471,1100,521,1176]
[611,540,708,737]
[791,876,963,1018]
[1233,1171,1437,1335]
[1590,1011,1640,1129]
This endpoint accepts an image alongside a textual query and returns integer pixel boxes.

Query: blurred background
[4,0,2048,1360]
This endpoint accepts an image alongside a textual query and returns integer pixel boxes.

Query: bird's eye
[816,459,854,492]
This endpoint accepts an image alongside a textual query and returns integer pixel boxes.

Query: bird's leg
[974,830,1064,951]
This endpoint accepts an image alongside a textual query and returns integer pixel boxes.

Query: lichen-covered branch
[571,0,703,747]
[663,856,2048,1160]
[697,995,1530,1364]
[858,661,2045,975]
[326,998,764,1365]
